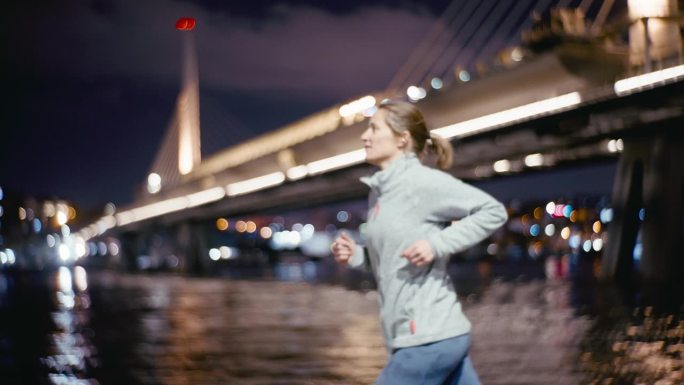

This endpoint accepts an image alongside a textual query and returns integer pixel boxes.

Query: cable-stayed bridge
[79,0,684,282]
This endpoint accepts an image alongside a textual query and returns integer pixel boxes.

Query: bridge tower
[177,18,202,176]
[144,18,202,196]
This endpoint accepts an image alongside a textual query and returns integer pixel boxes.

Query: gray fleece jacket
[348,153,508,350]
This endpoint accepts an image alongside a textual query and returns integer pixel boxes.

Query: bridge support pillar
[603,133,684,283]
[119,230,147,272]
[176,221,208,275]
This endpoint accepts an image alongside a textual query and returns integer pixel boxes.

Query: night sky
[2,0,613,212]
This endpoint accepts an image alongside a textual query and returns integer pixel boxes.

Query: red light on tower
[176,17,196,31]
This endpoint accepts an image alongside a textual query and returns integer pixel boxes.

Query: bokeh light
[260,227,273,239]
[235,220,247,233]
[216,218,229,231]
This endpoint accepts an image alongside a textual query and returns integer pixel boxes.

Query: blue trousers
[375,334,481,385]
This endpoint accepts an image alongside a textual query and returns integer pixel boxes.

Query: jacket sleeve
[424,173,508,259]
[347,244,371,272]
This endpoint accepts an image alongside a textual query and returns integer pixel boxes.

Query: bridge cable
[429,0,516,83]
[454,1,521,75]
[467,0,538,69]
[389,0,483,94]
[403,0,492,91]
[578,0,597,16]
[158,118,182,188]
[557,0,574,9]
[590,0,616,36]
[149,113,178,181]
[498,0,558,53]
[385,0,468,93]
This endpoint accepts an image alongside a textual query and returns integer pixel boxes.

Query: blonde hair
[377,100,453,170]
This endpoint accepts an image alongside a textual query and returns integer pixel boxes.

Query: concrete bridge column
[119,230,148,272]
[640,136,684,282]
[603,133,684,283]
[175,221,208,275]
[602,140,644,282]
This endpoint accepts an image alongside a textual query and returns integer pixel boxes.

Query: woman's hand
[401,239,435,266]
[331,231,356,265]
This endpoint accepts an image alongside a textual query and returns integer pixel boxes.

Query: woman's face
[361,109,407,169]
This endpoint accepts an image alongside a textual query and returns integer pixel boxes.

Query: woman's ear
[399,132,411,148]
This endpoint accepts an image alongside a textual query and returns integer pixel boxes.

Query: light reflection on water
[0,261,682,385]
[88,273,386,385]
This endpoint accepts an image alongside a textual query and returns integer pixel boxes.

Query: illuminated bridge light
[493,159,511,173]
[187,187,225,207]
[614,64,684,96]
[432,92,582,139]
[286,165,308,181]
[407,86,426,101]
[116,211,136,227]
[607,139,618,153]
[362,106,377,117]
[524,153,544,167]
[126,197,189,223]
[98,216,116,234]
[607,139,623,153]
[306,149,366,175]
[511,47,523,62]
[226,172,285,197]
[104,202,116,215]
[147,173,162,194]
[339,96,376,118]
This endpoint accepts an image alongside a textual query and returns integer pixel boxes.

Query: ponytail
[428,133,453,170]
[378,100,454,170]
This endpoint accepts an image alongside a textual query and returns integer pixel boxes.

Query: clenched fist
[331,231,356,265]
[401,239,435,267]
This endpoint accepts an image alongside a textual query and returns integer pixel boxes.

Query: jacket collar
[360,152,420,194]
